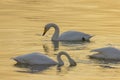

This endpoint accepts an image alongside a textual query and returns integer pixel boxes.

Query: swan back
[91,47,120,54]
[59,31,92,41]
[90,47,120,60]
[13,52,57,65]
[57,51,76,67]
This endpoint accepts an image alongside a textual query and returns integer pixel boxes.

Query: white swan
[42,23,93,41]
[89,47,120,60]
[13,51,76,67]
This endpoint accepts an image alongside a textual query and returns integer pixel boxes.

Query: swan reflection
[14,63,76,74]
[42,40,90,52]
[14,63,54,73]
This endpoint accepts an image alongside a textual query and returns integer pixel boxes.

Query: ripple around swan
[14,63,56,73]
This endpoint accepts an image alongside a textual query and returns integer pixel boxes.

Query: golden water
[1,0,120,80]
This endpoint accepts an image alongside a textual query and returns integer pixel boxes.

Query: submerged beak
[42,30,47,36]
[69,59,77,66]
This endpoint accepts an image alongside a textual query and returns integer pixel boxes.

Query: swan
[13,51,76,67]
[42,23,93,41]
[89,47,120,61]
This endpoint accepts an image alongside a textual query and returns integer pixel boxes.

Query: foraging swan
[89,47,120,60]
[13,51,76,67]
[42,23,93,41]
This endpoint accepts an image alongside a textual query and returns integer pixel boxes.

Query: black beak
[42,30,47,36]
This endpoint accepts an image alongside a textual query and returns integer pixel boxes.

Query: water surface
[1,0,120,80]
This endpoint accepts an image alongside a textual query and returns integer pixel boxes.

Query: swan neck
[52,25,60,41]
[57,53,64,66]
[57,52,72,66]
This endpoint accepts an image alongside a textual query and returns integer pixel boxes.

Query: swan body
[42,23,93,41]
[89,47,120,60]
[58,31,91,41]
[13,51,76,67]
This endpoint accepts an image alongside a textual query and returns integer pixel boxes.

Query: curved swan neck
[57,51,76,67]
[52,24,60,41]
[46,23,60,41]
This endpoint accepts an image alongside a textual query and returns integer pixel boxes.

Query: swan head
[69,58,77,66]
[42,24,51,36]
[42,23,59,36]
[57,51,77,67]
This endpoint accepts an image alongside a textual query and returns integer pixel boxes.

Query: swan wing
[91,47,120,53]
[59,31,91,41]
[90,53,120,60]
[90,47,120,60]
[13,52,57,65]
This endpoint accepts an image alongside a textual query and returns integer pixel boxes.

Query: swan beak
[42,30,47,36]
[69,59,77,66]
[72,61,77,66]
